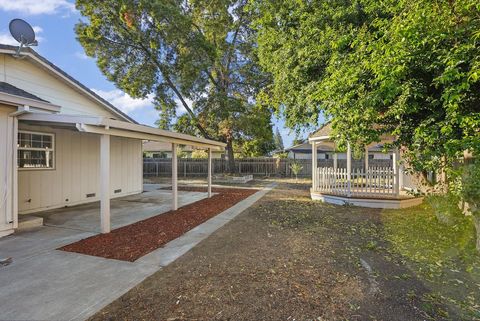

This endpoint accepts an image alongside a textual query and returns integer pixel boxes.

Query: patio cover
[17,112,224,233]
[18,112,225,150]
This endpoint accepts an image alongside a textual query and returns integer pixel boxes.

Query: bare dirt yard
[90,181,479,321]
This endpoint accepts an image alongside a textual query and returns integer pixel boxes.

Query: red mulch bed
[59,187,256,262]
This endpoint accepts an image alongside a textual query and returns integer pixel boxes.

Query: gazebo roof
[309,122,395,145]
[309,122,333,139]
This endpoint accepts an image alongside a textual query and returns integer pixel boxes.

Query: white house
[0,44,225,238]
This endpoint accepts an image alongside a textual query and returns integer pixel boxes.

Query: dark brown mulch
[59,187,256,262]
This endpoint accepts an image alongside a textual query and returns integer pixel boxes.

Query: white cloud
[0,31,18,45]
[74,51,89,60]
[91,88,154,114]
[32,26,43,33]
[91,88,194,118]
[0,0,75,15]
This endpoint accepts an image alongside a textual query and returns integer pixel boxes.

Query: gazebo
[308,123,423,209]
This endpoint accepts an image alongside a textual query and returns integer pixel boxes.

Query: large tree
[75,0,273,172]
[253,0,479,168]
[253,0,480,248]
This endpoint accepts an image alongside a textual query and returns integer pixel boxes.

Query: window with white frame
[18,131,55,169]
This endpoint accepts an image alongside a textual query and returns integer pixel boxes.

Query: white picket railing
[315,167,399,198]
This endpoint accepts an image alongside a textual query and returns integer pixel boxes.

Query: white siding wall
[18,124,143,214]
[0,105,15,234]
[0,54,119,119]
[289,152,311,160]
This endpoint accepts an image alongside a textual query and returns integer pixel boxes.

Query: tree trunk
[473,215,480,253]
[226,139,236,174]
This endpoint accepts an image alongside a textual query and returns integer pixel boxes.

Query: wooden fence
[315,167,399,197]
[143,157,392,178]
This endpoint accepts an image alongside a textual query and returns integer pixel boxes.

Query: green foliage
[292,136,305,147]
[461,160,480,215]
[426,194,463,225]
[273,152,288,159]
[290,161,303,181]
[252,0,480,174]
[383,201,479,278]
[75,0,275,171]
[177,150,189,159]
[190,149,208,159]
[383,199,480,318]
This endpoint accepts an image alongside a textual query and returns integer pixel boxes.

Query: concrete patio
[0,183,273,321]
[34,184,208,233]
[0,184,208,321]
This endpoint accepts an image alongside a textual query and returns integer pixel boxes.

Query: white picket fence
[315,167,399,197]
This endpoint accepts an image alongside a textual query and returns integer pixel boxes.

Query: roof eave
[17,112,226,150]
[308,135,330,142]
[0,91,61,112]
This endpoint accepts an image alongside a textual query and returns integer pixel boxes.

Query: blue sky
[0,0,313,148]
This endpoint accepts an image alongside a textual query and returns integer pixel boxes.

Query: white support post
[347,142,352,197]
[311,141,317,190]
[172,143,178,210]
[207,148,212,198]
[333,152,338,171]
[365,146,369,171]
[12,116,18,228]
[100,134,111,233]
[399,151,404,190]
[393,148,400,196]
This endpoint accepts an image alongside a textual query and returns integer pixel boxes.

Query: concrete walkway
[0,183,274,321]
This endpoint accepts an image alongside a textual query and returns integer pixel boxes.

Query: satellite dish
[9,19,38,58]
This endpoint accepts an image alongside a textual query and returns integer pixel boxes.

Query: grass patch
[382,197,478,273]
[382,195,480,319]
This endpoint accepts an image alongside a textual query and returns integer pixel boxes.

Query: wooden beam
[18,113,226,149]
[100,134,111,233]
[77,124,224,151]
[172,143,178,210]
[102,118,226,148]
[207,148,212,198]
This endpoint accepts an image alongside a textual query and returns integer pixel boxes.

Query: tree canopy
[252,0,480,174]
[75,0,274,171]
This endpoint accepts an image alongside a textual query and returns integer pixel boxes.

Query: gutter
[9,105,30,117]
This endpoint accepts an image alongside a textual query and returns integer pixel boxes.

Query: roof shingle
[309,122,333,138]
[0,81,50,103]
